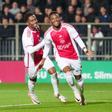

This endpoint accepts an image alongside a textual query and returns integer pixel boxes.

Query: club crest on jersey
[58,35,65,44]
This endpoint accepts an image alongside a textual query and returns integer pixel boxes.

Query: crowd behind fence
[0,23,112,61]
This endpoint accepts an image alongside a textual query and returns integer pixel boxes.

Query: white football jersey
[22,27,43,67]
[43,23,86,60]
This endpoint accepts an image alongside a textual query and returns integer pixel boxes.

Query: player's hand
[85,50,94,57]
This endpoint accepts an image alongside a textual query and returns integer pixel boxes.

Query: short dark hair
[48,11,59,19]
[24,11,34,22]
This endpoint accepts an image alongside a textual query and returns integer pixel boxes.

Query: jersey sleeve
[44,32,51,44]
[43,32,51,58]
[27,40,45,54]
[22,29,45,54]
[22,29,33,48]
[66,24,79,39]
[66,24,87,51]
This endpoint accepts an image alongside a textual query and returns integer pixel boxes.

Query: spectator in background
[44,6,52,17]
[75,7,83,16]
[0,16,15,60]
[65,5,75,22]
[2,5,14,23]
[74,14,82,36]
[34,7,44,22]
[83,0,93,16]
[93,0,110,15]
[94,17,100,23]
[56,6,66,22]
[18,4,28,39]
[45,0,56,10]
[74,14,81,23]
[94,17,103,32]
[2,0,11,8]
[0,17,15,38]
[81,16,87,37]
[54,0,67,11]
[74,15,87,37]
[26,0,35,11]
[14,12,24,23]
[44,16,50,23]
[66,0,82,9]
[86,5,96,22]
[9,2,20,16]
[99,6,112,36]
[99,6,112,22]
[20,4,28,19]
[34,0,46,13]
[90,26,104,59]
[81,16,87,23]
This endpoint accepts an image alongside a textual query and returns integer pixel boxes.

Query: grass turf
[0,83,112,112]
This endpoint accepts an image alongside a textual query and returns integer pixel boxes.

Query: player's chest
[32,32,40,45]
[51,28,71,44]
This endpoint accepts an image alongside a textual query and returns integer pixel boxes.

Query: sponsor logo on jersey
[57,42,71,50]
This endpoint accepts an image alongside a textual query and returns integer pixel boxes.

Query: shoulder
[44,26,53,37]
[62,23,77,33]
[62,23,74,29]
[23,27,32,38]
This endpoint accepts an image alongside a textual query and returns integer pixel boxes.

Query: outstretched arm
[26,40,45,54]
[37,39,51,71]
[43,42,51,58]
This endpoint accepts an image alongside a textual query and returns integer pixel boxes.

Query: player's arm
[37,35,51,70]
[67,24,94,56]
[26,39,45,54]
[23,29,45,54]
[74,35,88,52]
[75,34,94,56]
[42,33,51,59]
[42,42,51,58]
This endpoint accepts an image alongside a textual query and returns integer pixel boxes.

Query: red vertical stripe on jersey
[50,27,78,59]
[32,31,43,65]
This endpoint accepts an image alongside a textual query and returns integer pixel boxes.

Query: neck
[53,23,61,30]
[28,26,38,31]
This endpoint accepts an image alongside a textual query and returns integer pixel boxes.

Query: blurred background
[0,0,112,83]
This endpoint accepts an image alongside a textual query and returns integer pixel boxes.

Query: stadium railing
[0,23,112,61]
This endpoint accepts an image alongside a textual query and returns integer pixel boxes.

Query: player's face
[27,15,38,29]
[50,14,61,29]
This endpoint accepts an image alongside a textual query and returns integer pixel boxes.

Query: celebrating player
[39,12,94,105]
[22,12,66,104]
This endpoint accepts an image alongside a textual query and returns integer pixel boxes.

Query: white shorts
[27,57,54,79]
[56,57,82,75]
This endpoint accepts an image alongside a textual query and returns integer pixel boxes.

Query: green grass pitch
[0,83,112,112]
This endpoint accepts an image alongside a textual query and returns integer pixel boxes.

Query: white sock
[28,79,36,94]
[51,73,59,95]
[65,71,81,99]
[77,78,84,92]
[73,69,84,92]
[65,71,74,86]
